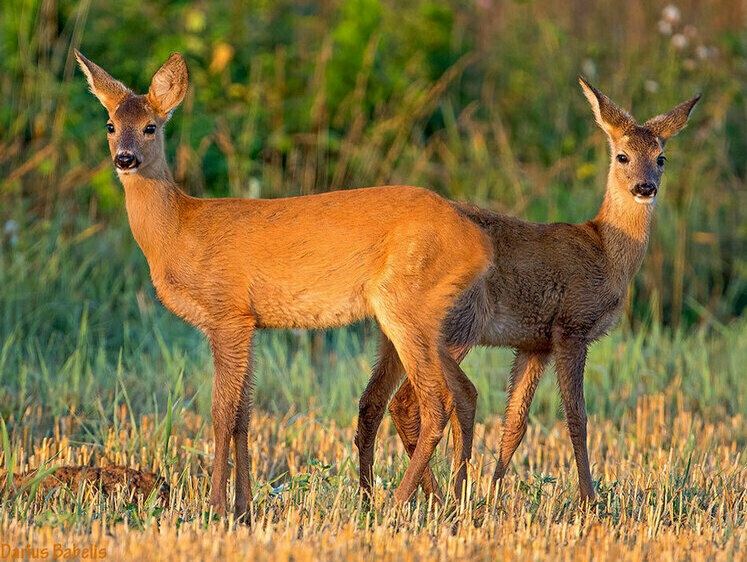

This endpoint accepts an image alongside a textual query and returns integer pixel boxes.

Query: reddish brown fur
[75,51,493,518]
[356,78,701,504]
[2,466,169,503]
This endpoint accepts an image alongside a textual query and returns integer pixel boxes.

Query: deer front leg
[440,349,478,504]
[208,320,255,518]
[489,351,550,497]
[232,342,255,521]
[553,338,595,503]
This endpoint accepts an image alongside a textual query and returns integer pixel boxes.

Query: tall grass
[0,0,744,326]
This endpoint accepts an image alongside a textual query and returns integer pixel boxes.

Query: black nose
[115,152,138,169]
[632,182,657,197]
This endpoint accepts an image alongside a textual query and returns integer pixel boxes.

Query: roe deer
[74,50,493,517]
[355,78,701,504]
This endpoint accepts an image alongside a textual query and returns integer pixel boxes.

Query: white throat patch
[116,168,139,175]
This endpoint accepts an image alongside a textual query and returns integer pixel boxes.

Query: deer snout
[114,151,140,170]
[631,182,657,198]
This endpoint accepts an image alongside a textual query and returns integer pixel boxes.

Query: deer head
[579,77,700,205]
[75,50,188,177]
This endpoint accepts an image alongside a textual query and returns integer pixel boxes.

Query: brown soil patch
[1,465,169,503]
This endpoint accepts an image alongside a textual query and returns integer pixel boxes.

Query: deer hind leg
[355,333,406,501]
[372,301,454,504]
[388,344,471,502]
[389,378,442,501]
[489,350,550,498]
[553,338,595,503]
[392,343,452,505]
[374,300,481,505]
[207,319,255,517]
[371,223,490,505]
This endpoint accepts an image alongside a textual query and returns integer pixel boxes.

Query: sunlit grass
[1,393,744,560]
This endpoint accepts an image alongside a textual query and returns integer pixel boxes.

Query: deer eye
[143,124,157,135]
[107,123,115,134]
[657,155,666,167]
[616,154,629,164]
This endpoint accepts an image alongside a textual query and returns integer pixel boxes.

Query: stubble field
[2,379,745,560]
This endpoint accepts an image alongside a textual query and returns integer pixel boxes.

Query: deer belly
[480,306,553,348]
[251,283,372,329]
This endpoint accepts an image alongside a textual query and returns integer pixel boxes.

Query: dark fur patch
[623,125,662,152]
[114,95,151,120]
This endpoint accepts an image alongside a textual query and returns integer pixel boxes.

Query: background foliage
[0,0,744,430]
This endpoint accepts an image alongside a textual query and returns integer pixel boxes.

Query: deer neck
[118,160,185,270]
[591,171,655,285]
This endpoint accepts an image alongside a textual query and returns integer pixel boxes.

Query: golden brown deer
[74,50,493,518]
[355,78,700,504]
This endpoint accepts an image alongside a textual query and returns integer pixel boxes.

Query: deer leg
[207,320,255,517]
[388,344,472,502]
[389,378,443,501]
[391,343,452,505]
[355,333,406,501]
[441,352,478,505]
[373,302,452,505]
[232,423,251,521]
[489,351,550,498]
[232,341,255,521]
[553,338,595,502]
[370,236,489,506]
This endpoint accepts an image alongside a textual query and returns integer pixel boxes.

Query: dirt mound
[1,466,169,503]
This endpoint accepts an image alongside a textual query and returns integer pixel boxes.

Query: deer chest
[151,269,212,330]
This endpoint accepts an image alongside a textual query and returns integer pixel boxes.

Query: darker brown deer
[75,50,494,518]
[356,78,700,504]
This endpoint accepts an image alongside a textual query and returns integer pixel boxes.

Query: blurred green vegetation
[0,1,744,431]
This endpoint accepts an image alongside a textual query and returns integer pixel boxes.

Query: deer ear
[75,50,130,113]
[644,94,701,145]
[578,76,634,141]
[147,53,188,119]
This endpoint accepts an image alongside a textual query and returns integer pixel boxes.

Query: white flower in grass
[671,34,688,50]
[644,80,659,93]
[658,20,673,35]
[662,5,681,25]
